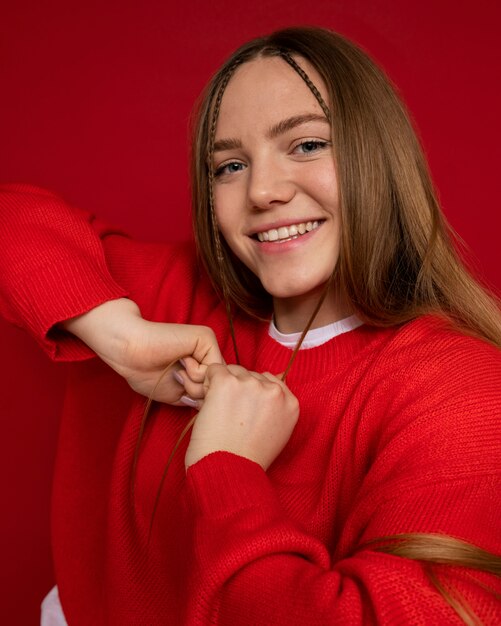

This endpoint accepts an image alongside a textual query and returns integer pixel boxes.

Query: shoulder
[352,315,501,415]
[355,317,501,514]
[374,314,501,385]
[358,315,500,452]
[364,315,501,466]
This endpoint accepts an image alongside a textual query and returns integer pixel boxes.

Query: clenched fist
[185,364,299,470]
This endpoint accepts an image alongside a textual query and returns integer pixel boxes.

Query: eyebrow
[212,113,329,153]
[267,113,329,139]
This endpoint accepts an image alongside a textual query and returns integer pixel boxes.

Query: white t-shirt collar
[268,314,363,350]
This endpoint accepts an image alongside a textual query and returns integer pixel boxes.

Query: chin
[261,277,329,300]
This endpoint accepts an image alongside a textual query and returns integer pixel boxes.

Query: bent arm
[177,336,501,625]
[0,183,129,359]
[0,184,224,401]
[183,453,500,625]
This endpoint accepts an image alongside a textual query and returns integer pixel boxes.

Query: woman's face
[213,55,341,319]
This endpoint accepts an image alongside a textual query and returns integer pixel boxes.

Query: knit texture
[1,185,501,625]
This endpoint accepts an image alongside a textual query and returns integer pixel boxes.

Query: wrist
[61,298,142,359]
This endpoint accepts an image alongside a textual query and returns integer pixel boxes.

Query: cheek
[319,180,338,211]
[304,161,338,208]
[214,188,244,243]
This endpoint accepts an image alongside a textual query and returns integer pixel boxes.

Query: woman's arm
[62,298,223,403]
[0,184,223,402]
[0,183,128,359]
[184,452,501,625]
[177,340,501,624]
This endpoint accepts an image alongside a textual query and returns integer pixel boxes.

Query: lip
[249,220,324,254]
[247,218,325,237]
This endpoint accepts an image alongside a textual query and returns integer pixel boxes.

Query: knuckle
[264,381,283,402]
[207,362,221,375]
[200,325,216,340]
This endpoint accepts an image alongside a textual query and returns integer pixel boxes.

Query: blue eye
[295,140,329,154]
[214,161,245,177]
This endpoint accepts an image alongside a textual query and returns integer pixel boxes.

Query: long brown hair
[184,25,501,623]
[191,26,501,348]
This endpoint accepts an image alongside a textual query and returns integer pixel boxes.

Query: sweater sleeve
[180,333,501,625]
[183,455,495,626]
[0,183,186,360]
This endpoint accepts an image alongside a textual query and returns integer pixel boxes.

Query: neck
[272,283,352,334]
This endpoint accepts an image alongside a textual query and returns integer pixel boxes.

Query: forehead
[216,56,329,135]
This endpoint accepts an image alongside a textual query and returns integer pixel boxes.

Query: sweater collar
[239,319,394,384]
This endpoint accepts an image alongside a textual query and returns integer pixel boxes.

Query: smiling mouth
[254,220,322,243]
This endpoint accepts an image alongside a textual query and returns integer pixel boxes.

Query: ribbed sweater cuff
[185,452,279,517]
[12,258,128,361]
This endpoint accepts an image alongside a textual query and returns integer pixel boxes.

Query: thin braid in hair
[281,272,335,381]
[207,48,334,378]
[129,358,179,505]
[143,51,338,536]
[202,31,501,613]
[139,59,247,538]
[207,59,245,365]
[278,50,331,120]
[131,32,501,623]
[275,50,333,379]
[147,411,198,544]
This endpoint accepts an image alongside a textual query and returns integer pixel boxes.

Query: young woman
[1,26,500,626]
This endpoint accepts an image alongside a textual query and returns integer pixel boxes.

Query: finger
[261,371,290,390]
[226,364,257,378]
[262,372,299,413]
[183,379,206,400]
[202,363,266,392]
[192,329,225,366]
[180,395,201,409]
[172,368,186,388]
[225,364,270,383]
[171,396,203,410]
[172,367,206,399]
[180,356,208,384]
[203,362,230,390]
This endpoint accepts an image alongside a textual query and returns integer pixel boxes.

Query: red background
[0,1,500,623]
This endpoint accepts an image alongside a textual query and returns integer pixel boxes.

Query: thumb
[202,362,228,391]
[190,328,225,367]
[181,353,227,384]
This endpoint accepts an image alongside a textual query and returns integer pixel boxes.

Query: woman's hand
[185,364,299,471]
[62,298,224,404]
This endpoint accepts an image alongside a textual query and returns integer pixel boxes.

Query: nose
[247,157,295,210]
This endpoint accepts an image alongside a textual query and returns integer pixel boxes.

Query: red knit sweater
[1,184,500,625]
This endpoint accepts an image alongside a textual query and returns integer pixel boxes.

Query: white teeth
[255,220,321,243]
